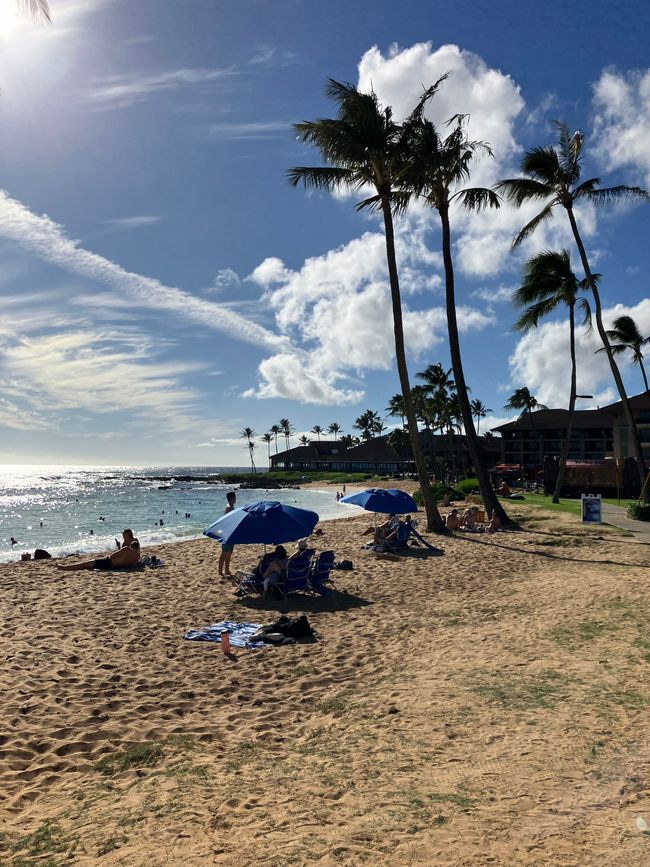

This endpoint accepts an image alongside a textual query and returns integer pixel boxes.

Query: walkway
[601,502,650,543]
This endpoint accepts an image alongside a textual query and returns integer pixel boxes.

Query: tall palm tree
[470,399,492,435]
[19,0,50,22]
[241,427,256,474]
[599,315,650,392]
[261,432,273,468]
[327,422,341,440]
[289,78,445,530]
[505,387,547,417]
[279,418,293,452]
[513,250,592,502]
[496,122,649,492]
[407,114,508,522]
[270,423,281,454]
[311,424,324,441]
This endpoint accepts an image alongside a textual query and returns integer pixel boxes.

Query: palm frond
[577,297,593,331]
[287,166,356,192]
[404,73,450,127]
[18,0,50,22]
[520,145,562,185]
[578,184,650,205]
[494,177,553,205]
[451,187,501,212]
[512,297,560,332]
[512,201,557,248]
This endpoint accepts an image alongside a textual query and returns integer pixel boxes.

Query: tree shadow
[452,532,647,568]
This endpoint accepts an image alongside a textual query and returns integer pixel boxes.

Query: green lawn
[503,493,637,516]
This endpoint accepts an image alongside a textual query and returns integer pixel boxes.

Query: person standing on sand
[218,491,237,578]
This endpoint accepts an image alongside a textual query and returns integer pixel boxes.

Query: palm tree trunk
[380,198,444,531]
[566,206,647,498]
[439,205,510,524]
[553,303,577,503]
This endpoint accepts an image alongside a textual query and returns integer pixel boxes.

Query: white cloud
[592,68,650,186]
[104,215,164,230]
[0,191,286,351]
[246,226,493,403]
[508,297,650,407]
[1,328,205,421]
[85,67,236,110]
[206,120,291,140]
[471,285,514,304]
[243,352,364,405]
[207,268,241,293]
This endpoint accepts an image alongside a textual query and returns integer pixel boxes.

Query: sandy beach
[1,498,649,866]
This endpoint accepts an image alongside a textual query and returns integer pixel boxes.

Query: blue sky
[1,0,649,466]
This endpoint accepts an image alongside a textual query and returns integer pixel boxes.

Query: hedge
[413,482,464,506]
[627,503,650,522]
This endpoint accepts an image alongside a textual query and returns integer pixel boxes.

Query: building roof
[492,407,615,433]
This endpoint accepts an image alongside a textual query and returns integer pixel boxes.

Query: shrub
[627,503,650,522]
[413,483,464,506]
[456,478,480,497]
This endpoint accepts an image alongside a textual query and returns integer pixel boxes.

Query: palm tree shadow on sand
[453,531,647,568]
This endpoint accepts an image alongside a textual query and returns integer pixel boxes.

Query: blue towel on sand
[183,620,265,649]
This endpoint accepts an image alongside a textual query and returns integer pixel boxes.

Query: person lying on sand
[58,536,141,571]
[445,509,462,531]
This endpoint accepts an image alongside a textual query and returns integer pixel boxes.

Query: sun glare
[0,1,24,38]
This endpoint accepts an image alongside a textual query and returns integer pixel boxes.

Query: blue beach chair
[308,550,335,595]
[279,549,315,597]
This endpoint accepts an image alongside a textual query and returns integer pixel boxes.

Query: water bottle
[221,630,231,653]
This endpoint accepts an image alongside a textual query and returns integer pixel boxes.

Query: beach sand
[1,499,649,865]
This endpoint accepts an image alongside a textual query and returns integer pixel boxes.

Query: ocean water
[0,465,360,563]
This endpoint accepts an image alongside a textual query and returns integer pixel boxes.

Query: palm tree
[505,387,547,417]
[385,394,406,428]
[327,422,341,440]
[599,315,649,392]
[407,115,508,522]
[496,122,649,493]
[289,78,445,530]
[470,399,492,435]
[241,427,256,474]
[261,432,273,468]
[513,250,591,502]
[298,434,310,446]
[311,424,324,441]
[19,1,50,22]
[339,434,355,449]
[279,418,293,452]
[270,423,281,454]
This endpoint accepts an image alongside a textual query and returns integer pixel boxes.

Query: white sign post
[581,493,602,524]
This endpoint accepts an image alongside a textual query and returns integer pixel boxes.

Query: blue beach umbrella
[340,488,418,515]
[203,500,319,546]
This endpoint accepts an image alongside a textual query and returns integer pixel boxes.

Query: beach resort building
[491,391,650,471]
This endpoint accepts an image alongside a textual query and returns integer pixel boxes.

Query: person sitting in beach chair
[362,514,400,547]
[384,516,415,553]
[57,534,141,571]
[262,545,288,596]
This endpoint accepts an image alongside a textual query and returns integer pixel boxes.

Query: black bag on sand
[252,615,315,644]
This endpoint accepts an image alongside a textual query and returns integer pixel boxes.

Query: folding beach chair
[308,550,335,595]
[278,549,315,597]
[235,551,276,596]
